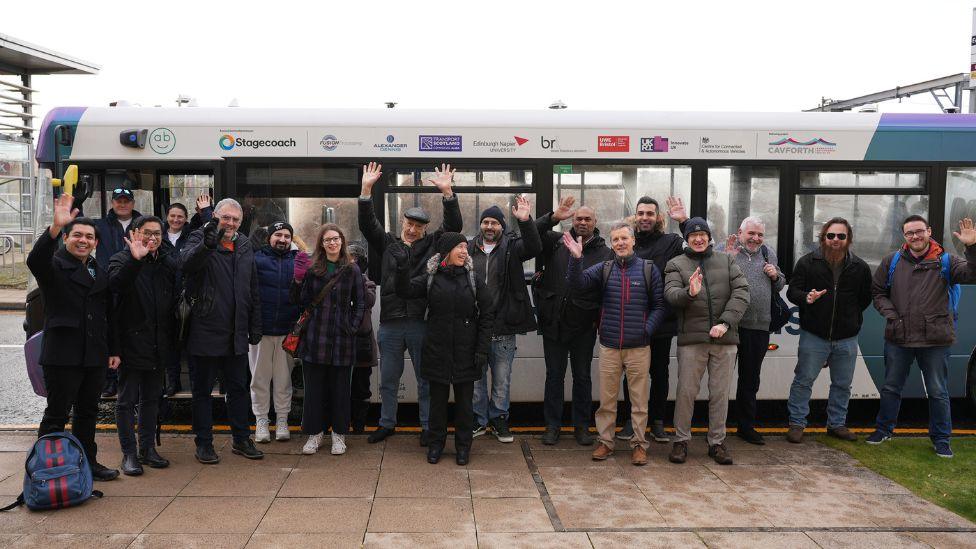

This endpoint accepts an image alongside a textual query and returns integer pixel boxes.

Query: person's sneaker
[737,427,766,445]
[100,379,118,398]
[591,444,614,461]
[865,431,891,445]
[934,441,954,459]
[826,426,858,442]
[541,426,560,446]
[708,443,734,465]
[616,421,634,440]
[331,433,347,455]
[275,416,291,441]
[368,427,395,443]
[303,432,323,455]
[650,421,670,443]
[574,426,594,446]
[90,462,120,481]
[195,445,220,464]
[420,430,430,447]
[491,418,514,443]
[255,417,271,443]
[232,439,264,460]
[472,424,488,438]
[786,425,804,444]
[668,441,688,464]
[631,446,648,466]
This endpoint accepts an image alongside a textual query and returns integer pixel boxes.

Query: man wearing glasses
[867,216,976,458]
[181,198,263,464]
[785,217,873,444]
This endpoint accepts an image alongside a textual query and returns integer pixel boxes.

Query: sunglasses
[113,188,134,197]
[825,233,848,241]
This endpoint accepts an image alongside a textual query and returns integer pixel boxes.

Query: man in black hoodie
[535,196,611,445]
[618,196,688,442]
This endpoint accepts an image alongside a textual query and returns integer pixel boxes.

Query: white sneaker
[275,416,290,441]
[255,418,271,443]
[303,432,323,455]
[331,433,347,455]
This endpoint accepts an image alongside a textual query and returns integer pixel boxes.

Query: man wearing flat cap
[359,162,461,445]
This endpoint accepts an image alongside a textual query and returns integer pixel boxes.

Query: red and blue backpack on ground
[0,432,102,511]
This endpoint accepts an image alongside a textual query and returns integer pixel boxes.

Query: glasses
[903,229,928,239]
[322,236,342,244]
[218,215,242,224]
[825,233,848,241]
[139,230,162,239]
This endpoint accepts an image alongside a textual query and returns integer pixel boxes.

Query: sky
[4,0,976,126]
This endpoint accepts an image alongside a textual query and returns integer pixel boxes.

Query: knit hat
[683,217,711,241]
[347,241,367,261]
[479,205,507,231]
[436,232,468,258]
[268,221,294,240]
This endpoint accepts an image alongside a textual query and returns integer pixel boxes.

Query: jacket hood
[900,239,945,262]
[425,252,474,274]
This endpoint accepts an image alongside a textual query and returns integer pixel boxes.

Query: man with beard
[617,196,687,443]
[785,218,873,443]
[867,215,976,458]
[535,196,611,445]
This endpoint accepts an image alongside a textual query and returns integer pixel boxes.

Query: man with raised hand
[359,162,461,445]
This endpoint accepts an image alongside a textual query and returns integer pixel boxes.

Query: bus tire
[968,351,976,414]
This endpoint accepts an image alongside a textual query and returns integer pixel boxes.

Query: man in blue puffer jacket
[249,221,309,444]
[566,221,665,466]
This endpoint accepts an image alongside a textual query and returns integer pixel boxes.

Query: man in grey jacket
[724,217,784,445]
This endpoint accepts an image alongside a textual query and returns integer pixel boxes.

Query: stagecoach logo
[218,133,297,151]
[471,136,529,153]
[373,134,407,152]
[597,135,629,152]
[419,135,462,152]
[150,128,176,155]
[767,134,837,156]
[319,134,363,152]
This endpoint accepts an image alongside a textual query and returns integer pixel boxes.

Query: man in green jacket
[664,217,749,465]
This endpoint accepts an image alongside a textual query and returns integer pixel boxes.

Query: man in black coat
[618,196,688,442]
[108,215,177,476]
[535,197,611,446]
[358,162,461,444]
[181,198,263,464]
[26,193,120,481]
[469,196,542,443]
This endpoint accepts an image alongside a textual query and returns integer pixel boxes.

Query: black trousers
[350,367,372,427]
[191,355,250,446]
[735,327,770,431]
[303,363,351,436]
[39,365,106,465]
[542,330,596,429]
[166,347,195,391]
[116,367,164,455]
[621,335,673,424]
[428,380,474,451]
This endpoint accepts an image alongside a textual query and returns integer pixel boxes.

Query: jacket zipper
[827,260,848,341]
[618,263,626,348]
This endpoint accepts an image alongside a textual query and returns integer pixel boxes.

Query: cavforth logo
[150,128,176,154]
[640,136,669,153]
[419,135,462,152]
[374,134,407,152]
[320,135,340,151]
[767,136,836,155]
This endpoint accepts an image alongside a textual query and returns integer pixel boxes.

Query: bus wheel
[968,352,976,414]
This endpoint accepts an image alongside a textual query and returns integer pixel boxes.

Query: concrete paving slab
[0,473,23,496]
[247,532,364,548]
[791,464,912,495]
[255,497,371,533]
[588,531,708,548]
[468,469,539,498]
[296,450,382,469]
[277,467,379,498]
[129,533,250,549]
[35,496,172,534]
[806,530,930,548]
[9,533,135,548]
[550,492,665,529]
[855,493,973,528]
[537,466,641,496]
[144,496,272,534]
[0,435,34,452]
[739,492,877,528]
[625,463,731,493]
[706,464,808,492]
[379,448,467,470]
[363,532,477,548]
[909,532,976,548]
[367,497,475,533]
[698,531,820,548]
[465,449,529,470]
[648,492,773,528]
[530,448,628,468]
[478,532,592,548]
[472,497,553,532]
[96,454,202,497]
[376,467,470,498]
[0,505,47,534]
[179,464,290,497]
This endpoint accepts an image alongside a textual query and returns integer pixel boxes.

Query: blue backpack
[886,251,961,323]
[0,432,102,511]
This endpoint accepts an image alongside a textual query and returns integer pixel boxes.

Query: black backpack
[760,246,791,333]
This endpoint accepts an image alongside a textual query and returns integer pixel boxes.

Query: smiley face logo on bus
[219,134,236,151]
[149,128,176,154]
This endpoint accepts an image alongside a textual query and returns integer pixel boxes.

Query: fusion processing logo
[219,134,235,151]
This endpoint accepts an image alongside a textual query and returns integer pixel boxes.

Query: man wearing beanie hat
[469,195,542,443]
[664,217,750,466]
[359,162,462,445]
[249,221,310,443]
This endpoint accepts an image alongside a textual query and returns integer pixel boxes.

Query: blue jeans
[875,343,951,443]
[378,318,430,430]
[787,330,858,429]
[473,335,517,427]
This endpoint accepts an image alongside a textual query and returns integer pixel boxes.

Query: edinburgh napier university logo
[472,136,529,153]
[640,136,669,153]
[597,135,630,152]
[419,135,462,152]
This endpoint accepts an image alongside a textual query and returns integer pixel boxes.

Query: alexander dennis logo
[374,134,407,152]
[219,134,297,151]
[767,135,836,156]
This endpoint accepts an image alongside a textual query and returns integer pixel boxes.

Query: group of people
[28,161,976,481]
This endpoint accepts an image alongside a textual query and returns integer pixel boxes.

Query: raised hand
[553,195,576,221]
[51,193,79,234]
[666,196,688,223]
[953,218,976,246]
[709,324,728,339]
[512,194,532,222]
[688,267,703,297]
[724,234,740,255]
[427,163,456,196]
[196,193,212,212]
[562,232,583,259]
[361,162,383,196]
[202,219,224,249]
[389,241,411,267]
[806,289,827,304]
[125,230,149,260]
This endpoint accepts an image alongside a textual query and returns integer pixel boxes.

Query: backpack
[0,432,102,511]
[885,251,960,323]
[760,246,792,333]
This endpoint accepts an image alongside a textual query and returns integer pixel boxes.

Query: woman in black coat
[394,232,494,465]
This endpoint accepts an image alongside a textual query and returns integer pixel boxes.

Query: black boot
[91,462,120,481]
[121,454,143,476]
[574,426,594,446]
[455,446,470,466]
[368,426,395,444]
[138,446,170,468]
[427,444,443,464]
[195,444,220,464]
[232,439,264,460]
[100,378,118,398]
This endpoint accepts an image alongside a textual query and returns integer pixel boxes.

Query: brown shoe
[668,441,687,464]
[708,443,733,465]
[631,446,648,466]
[786,425,804,444]
[591,444,614,461]
[826,426,858,441]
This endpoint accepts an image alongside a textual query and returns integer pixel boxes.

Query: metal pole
[970,89,976,114]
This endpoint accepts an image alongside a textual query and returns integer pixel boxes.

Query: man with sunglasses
[866,216,976,458]
[785,218,873,443]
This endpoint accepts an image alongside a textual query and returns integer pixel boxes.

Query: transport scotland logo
[419,135,462,152]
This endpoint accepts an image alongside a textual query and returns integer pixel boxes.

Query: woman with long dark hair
[296,223,366,456]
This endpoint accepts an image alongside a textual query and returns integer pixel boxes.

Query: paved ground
[0,431,973,548]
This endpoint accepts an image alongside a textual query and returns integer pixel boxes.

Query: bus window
[707,166,779,250]
[162,173,214,210]
[944,168,976,255]
[288,197,364,251]
[395,169,530,187]
[800,170,924,189]
[552,165,691,237]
